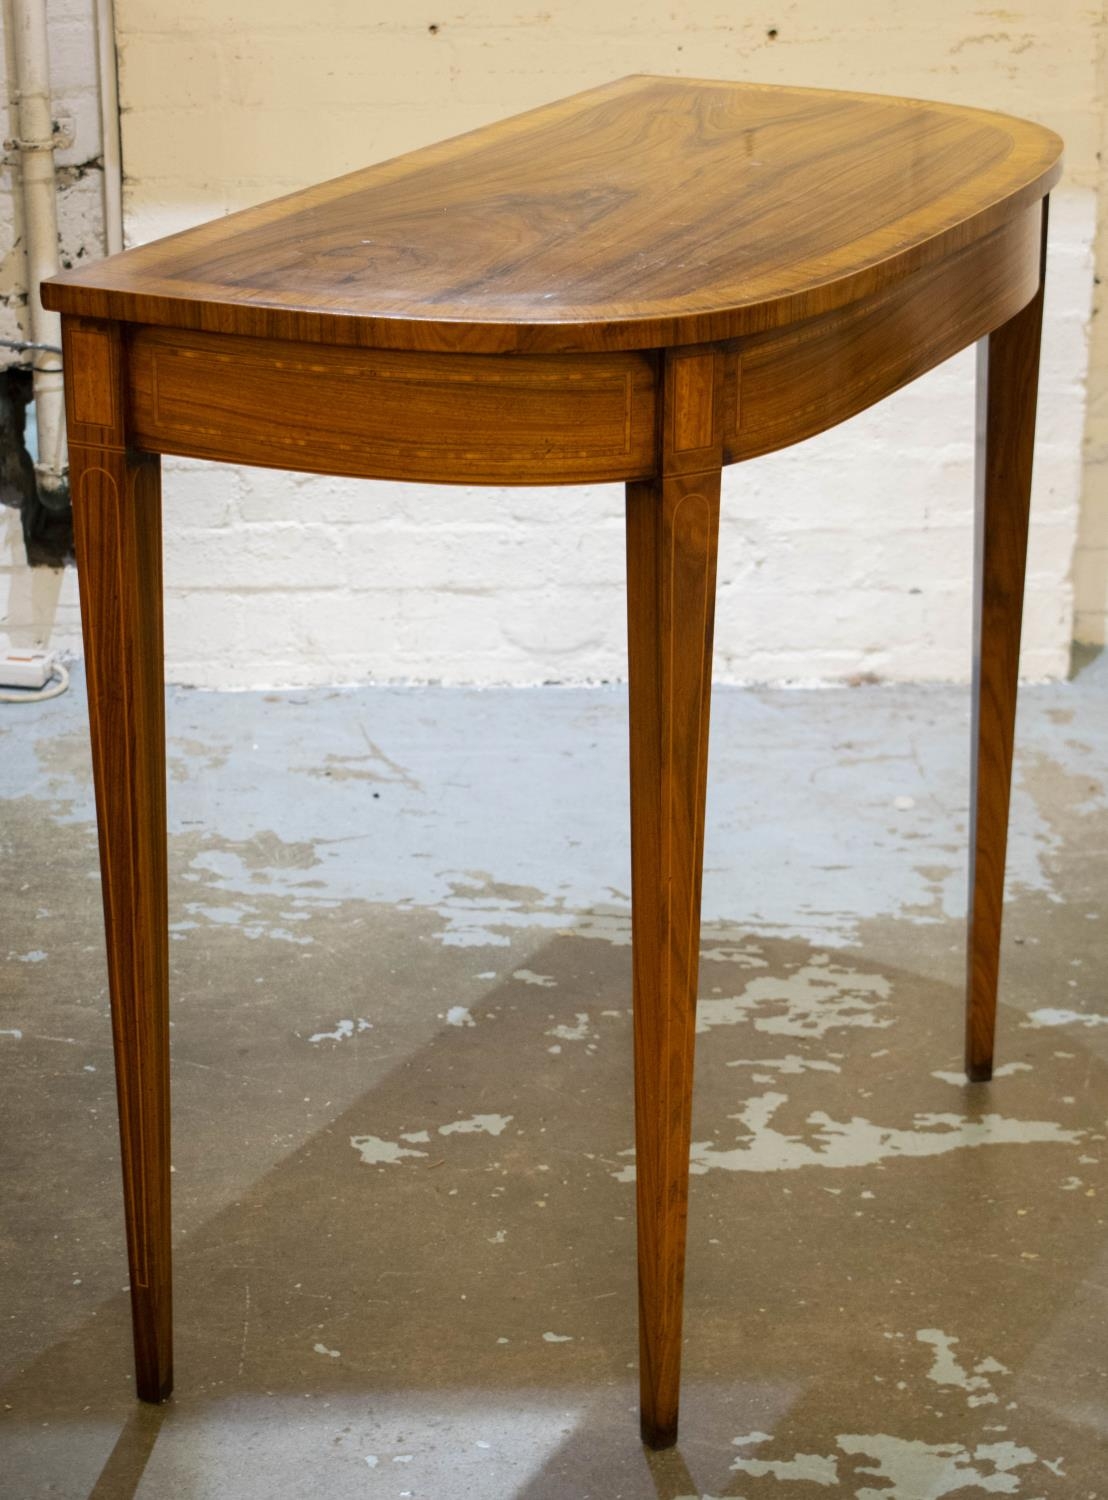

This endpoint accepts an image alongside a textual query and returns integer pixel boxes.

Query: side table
[42,75,1062,1448]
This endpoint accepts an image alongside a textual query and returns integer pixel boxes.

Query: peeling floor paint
[916,1329,1009,1406]
[616,1095,1082,1180]
[932,1062,1032,1083]
[696,960,893,1037]
[834,1432,1041,1497]
[725,1330,1065,1496]
[546,1012,592,1042]
[730,1443,839,1484]
[6,663,1106,951]
[2,660,1106,1497]
[348,1133,428,1166]
[1023,1007,1108,1029]
[727,1054,843,1075]
[350,1112,513,1161]
[307,1017,372,1043]
[438,1114,513,1137]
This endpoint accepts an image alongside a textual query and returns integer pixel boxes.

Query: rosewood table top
[43,74,1061,353]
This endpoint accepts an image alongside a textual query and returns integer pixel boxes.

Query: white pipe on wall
[9,0,67,505]
[94,0,123,256]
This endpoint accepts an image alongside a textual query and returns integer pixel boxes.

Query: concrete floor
[1,658,1106,1499]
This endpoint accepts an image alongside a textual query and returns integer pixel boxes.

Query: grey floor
[1,657,1106,1499]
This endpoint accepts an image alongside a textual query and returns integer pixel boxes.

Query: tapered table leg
[626,348,722,1449]
[64,318,173,1400]
[966,203,1049,1082]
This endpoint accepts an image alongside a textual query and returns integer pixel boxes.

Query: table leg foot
[641,1413,679,1451]
[965,202,1048,1082]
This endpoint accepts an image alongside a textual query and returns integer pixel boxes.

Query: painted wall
[0,0,102,653]
[2,2,1103,685]
[1074,23,1108,649]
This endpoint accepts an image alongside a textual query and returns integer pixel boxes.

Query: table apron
[110,204,1042,486]
[125,333,661,486]
[727,204,1043,462]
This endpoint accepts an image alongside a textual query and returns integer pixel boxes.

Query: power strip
[0,648,55,690]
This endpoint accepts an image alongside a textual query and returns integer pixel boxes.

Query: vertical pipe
[94,0,123,256]
[11,0,68,506]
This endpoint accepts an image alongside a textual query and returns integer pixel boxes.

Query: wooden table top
[42,75,1061,355]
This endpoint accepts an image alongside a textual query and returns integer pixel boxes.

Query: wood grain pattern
[41,76,1061,355]
[627,347,723,1449]
[67,323,121,429]
[965,202,1049,1082]
[127,328,658,485]
[62,316,173,1402]
[728,205,1041,461]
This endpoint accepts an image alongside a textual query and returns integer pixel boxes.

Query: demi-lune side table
[42,75,1062,1448]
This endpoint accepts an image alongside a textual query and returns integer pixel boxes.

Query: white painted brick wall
[0,0,104,655]
[1,0,107,339]
[2,2,1102,684]
[1073,25,1108,649]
